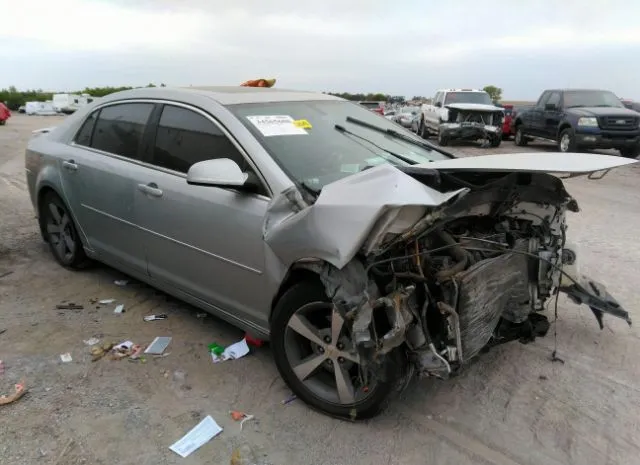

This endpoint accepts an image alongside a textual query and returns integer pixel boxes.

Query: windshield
[564,90,624,108]
[228,100,450,190]
[444,92,493,105]
[359,102,381,109]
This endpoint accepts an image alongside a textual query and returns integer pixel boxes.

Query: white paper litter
[169,415,222,458]
[83,337,100,346]
[114,280,129,286]
[60,353,72,363]
[211,338,250,363]
[145,336,172,355]
[114,304,124,314]
[99,299,115,304]
[247,115,308,137]
[113,341,134,351]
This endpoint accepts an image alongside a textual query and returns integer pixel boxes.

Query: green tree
[483,85,503,102]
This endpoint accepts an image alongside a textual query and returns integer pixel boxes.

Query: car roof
[437,89,484,93]
[96,86,345,106]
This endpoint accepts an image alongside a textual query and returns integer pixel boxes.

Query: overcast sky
[1,0,639,100]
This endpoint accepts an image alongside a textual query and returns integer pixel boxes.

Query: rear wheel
[514,126,528,146]
[271,280,402,420]
[41,192,90,269]
[490,134,501,147]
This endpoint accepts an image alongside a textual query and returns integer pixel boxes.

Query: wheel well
[558,123,572,136]
[37,186,58,242]
[269,266,322,324]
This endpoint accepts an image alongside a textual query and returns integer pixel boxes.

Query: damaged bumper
[561,276,632,329]
[440,122,501,140]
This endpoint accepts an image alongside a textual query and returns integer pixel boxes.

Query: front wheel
[558,128,577,153]
[620,146,640,159]
[271,280,402,420]
[437,128,449,146]
[419,119,429,139]
[490,134,501,147]
[41,192,91,269]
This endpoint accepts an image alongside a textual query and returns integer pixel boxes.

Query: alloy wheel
[283,302,374,406]
[46,202,76,263]
[560,134,571,152]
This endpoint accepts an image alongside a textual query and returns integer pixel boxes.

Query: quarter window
[151,105,246,173]
[91,103,153,160]
[74,111,98,147]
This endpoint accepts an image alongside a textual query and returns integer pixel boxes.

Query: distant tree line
[324,92,407,103]
[0,83,165,110]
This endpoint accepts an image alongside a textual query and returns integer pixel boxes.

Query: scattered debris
[0,271,14,279]
[83,337,100,346]
[89,298,98,304]
[114,280,129,286]
[60,353,73,363]
[110,341,135,360]
[145,336,172,355]
[281,394,297,405]
[169,415,223,458]
[244,333,264,348]
[90,342,114,361]
[56,303,83,310]
[144,314,168,321]
[113,304,125,314]
[0,329,6,336]
[230,444,259,465]
[129,345,145,360]
[99,299,115,305]
[229,410,255,430]
[211,338,250,363]
[0,380,26,406]
[0,360,4,375]
[196,313,208,318]
[539,375,548,380]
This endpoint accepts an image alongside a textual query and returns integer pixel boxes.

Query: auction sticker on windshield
[247,115,308,137]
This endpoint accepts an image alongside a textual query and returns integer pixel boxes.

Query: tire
[514,125,528,146]
[271,280,403,420]
[0,120,5,126]
[41,191,91,269]
[490,135,501,147]
[620,146,640,159]
[437,128,449,146]
[419,119,429,139]
[558,128,576,153]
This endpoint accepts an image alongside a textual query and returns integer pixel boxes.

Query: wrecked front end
[441,105,504,143]
[265,158,633,395]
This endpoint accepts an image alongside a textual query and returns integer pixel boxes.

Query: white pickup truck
[418,89,504,147]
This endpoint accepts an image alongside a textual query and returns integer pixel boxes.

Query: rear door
[425,92,442,130]
[135,103,271,328]
[61,102,156,274]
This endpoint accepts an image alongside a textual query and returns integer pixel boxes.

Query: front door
[135,104,271,328]
[542,91,562,139]
[59,102,156,274]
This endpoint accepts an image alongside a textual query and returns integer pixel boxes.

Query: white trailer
[52,93,96,114]
[25,101,58,116]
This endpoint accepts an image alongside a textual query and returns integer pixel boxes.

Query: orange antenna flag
[240,78,276,88]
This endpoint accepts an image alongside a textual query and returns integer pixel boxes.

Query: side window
[91,103,154,160]
[151,105,247,174]
[74,110,99,147]
[536,91,550,108]
[546,92,561,108]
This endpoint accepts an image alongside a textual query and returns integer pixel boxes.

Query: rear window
[444,92,493,105]
[91,103,154,160]
[359,102,381,109]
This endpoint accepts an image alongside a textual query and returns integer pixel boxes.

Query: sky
[1,0,639,100]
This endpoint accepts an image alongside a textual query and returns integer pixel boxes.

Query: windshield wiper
[345,116,454,158]
[334,124,418,165]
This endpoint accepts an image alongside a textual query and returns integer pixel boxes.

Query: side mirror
[545,103,557,111]
[435,102,442,108]
[186,158,248,187]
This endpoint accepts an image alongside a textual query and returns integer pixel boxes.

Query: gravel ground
[1,114,640,465]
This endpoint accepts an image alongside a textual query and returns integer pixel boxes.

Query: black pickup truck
[513,89,640,158]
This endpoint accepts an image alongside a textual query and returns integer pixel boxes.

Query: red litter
[244,333,264,348]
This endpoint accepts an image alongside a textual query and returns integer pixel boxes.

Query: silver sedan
[25,86,635,419]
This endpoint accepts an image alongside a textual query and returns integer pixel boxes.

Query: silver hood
[264,153,637,270]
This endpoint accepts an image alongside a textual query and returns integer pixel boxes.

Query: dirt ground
[1,114,640,465]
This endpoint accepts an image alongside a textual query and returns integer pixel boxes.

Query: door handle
[62,160,78,171]
[137,183,163,198]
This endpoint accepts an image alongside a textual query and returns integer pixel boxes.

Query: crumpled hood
[263,153,637,271]
[445,103,503,112]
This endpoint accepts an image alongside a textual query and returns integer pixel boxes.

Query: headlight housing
[577,117,599,127]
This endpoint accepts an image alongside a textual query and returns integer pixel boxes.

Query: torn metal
[264,153,635,383]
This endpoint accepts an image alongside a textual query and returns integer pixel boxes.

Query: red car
[500,104,514,139]
[358,101,384,115]
[0,102,11,125]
